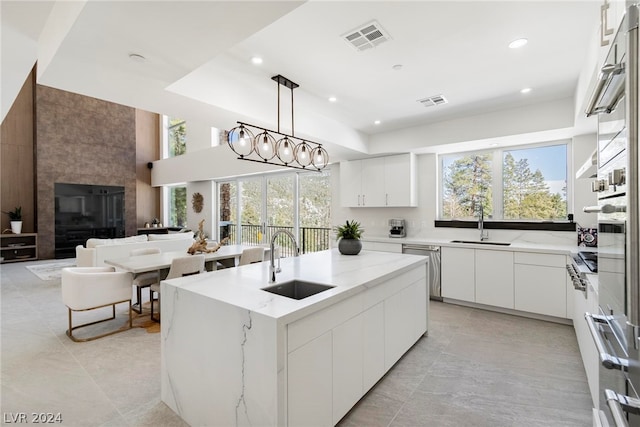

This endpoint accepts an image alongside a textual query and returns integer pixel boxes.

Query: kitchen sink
[261,280,335,300]
[450,240,511,246]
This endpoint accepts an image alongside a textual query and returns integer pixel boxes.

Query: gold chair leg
[65,300,132,342]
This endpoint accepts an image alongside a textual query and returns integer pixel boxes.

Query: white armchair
[61,267,133,342]
[238,247,265,266]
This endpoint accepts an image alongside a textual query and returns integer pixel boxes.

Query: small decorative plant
[4,206,22,221]
[334,220,364,255]
[334,220,364,240]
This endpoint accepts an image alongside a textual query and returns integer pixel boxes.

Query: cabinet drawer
[361,241,402,253]
[514,251,566,268]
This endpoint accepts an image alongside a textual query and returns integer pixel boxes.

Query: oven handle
[583,204,627,213]
[585,313,629,371]
[606,389,640,426]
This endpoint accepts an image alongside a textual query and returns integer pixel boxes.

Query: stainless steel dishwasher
[402,244,441,301]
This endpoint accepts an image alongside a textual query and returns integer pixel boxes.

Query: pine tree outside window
[440,142,568,221]
[167,117,186,157]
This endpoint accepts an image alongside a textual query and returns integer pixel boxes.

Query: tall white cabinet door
[333,314,364,425]
[363,302,385,392]
[361,157,385,207]
[288,332,332,427]
[340,161,362,207]
[441,247,475,302]
[475,250,514,309]
[515,264,567,318]
[384,154,416,207]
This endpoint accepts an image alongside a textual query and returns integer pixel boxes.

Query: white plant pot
[10,221,22,234]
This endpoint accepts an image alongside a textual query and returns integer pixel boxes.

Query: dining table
[104,244,269,274]
[104,244,270,312]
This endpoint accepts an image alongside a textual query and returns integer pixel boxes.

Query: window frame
[436,139,575,231]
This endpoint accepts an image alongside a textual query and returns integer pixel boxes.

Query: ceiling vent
[342,20,391,52]
[417,95,448,107]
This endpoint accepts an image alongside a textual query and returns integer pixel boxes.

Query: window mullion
[493,149,503,220]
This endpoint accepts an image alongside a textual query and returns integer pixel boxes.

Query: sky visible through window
[506,145,567,195]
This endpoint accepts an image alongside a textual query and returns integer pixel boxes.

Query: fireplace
[54,183,125,258]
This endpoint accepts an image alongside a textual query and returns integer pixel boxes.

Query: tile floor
[1,259,592,426]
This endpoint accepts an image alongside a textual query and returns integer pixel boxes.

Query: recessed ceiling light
[129,53,146,62]
[328,96,337,103]
[509,38,528,49]
[392,64,403,71]
[251,56,263,65]
[520,87,532,94]
[374,120,381,125]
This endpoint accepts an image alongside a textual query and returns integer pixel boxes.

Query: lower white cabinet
[287,265,427,426]
[361,241,402,253]
[332,314,364,424]
[362,303,385,392]
[573,275,599,408]
[288,332,333,427]
[441,246,475,301]
[475,250,514,309]
[514,252,568,318]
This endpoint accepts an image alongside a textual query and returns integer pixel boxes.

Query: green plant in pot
[334,220,364,255]
[3,206,22,234]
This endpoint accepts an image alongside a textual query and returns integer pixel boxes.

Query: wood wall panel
[0,68,35,233]
[135,109,160,226]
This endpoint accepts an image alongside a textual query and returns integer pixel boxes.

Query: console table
[1,233,38,263]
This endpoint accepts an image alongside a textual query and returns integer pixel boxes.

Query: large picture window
[167,185,187,227]
[164,117,186,158]
[440,142,568,221]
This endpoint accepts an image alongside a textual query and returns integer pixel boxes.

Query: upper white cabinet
[340,154,417,207]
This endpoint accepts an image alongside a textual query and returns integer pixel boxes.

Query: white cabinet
[286,265,427,425]
[441,246,475,302]
[361,240,402,253]
[475,250,514,309]
[333,314,364,424]
[514,252,568,318]
[288,332,332,427]
[573,275,599,408]
[339,154,416,207]
[362,303,385,392]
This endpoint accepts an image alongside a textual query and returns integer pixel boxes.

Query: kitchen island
[160,249,428,426]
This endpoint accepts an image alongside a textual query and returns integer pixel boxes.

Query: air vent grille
[342,20,391,52]
[417,95,448,107]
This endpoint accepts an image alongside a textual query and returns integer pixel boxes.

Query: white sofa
[75,232,195,267]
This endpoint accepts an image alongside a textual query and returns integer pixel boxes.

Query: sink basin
[261,280,335,300]
[450,240,511,246]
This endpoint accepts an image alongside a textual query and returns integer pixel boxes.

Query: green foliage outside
[168,118,186,157]
[443,151,566,220]
[170,186,187,227]
[442,154,493,219]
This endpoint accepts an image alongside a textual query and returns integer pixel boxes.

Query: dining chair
[129,247,161,314]
[150,254,205,322]
[238,247,265,266]
[61,267,133,342]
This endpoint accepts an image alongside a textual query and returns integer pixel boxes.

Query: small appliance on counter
[388,219,406,238]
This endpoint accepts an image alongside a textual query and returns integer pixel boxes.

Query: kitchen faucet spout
[479,202,489,241]
[269,230,299,283]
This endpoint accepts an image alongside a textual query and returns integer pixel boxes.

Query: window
[165,117,186,157]
[167,185,187,227]
[440,142,568,221]
[216,170,331,254]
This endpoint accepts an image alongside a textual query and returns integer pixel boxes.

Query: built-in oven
[584,5,640,426]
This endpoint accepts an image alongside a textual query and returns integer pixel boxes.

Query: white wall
[186,181,214,239]
[332,136,597,247]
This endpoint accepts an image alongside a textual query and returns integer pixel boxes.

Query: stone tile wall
[36,85,137,259]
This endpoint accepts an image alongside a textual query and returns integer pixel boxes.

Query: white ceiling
[2,0,602,157]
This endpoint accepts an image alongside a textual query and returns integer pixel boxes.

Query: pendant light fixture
[227,75,329,171]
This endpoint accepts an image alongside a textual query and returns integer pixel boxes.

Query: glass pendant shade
[227,125,255,157]
[294,141,313,167]
[276,137,296,164]
[311,146,329,170]
[255,131,277,161]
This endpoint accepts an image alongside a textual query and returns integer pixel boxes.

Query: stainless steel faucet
[479,202,489,241]
[269,230,299,283]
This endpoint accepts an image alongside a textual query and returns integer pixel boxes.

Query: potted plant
[334,219,364,255]
[3,206,22,234]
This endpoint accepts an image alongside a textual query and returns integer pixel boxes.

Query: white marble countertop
[161,249,428,325]
[361,235,588,255]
